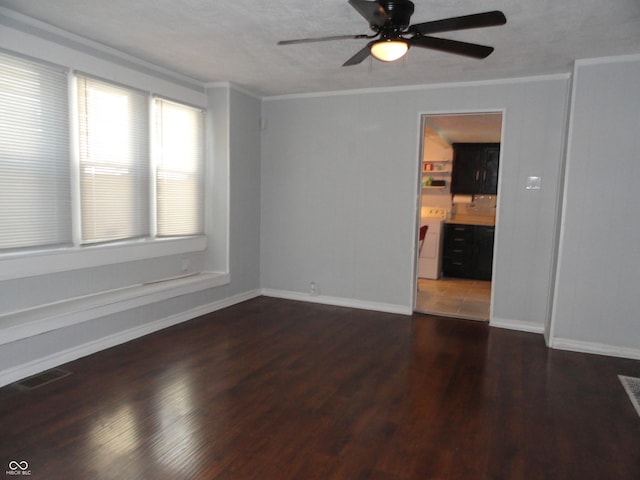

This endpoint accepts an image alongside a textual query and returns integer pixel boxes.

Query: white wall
[261,76,570,328]
[550,55,640,359]
[3,8,638,380]
[0,14,262,385]
[205,85,261,293]
[205,85,262,298]
[228,88,262,292]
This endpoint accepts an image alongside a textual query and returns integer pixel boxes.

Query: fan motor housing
[379,0,415,29]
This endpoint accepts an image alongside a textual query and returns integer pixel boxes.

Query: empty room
[1,1,639,478]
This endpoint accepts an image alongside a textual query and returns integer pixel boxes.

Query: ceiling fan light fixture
[278,3,506,67]
[370,39,409,62]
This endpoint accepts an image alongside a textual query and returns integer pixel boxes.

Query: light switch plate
[526,176,541,190]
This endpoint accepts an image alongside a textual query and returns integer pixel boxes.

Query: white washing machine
[419,208,447,279]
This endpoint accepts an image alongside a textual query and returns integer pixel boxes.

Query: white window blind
[0,52,71,251]
[154,98,204,237]
[77,76,149,244]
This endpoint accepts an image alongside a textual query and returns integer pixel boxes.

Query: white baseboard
[0,289,261,388]
[486,319,640,361]
[490,317,545,334]
[550,337,640,360]
[5,289,638,388]
[260,288,412,316]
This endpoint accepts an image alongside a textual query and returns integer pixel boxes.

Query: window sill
[0,271,228,346]
[0,235,207,281]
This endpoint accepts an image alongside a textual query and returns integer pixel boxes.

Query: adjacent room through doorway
[415,112,503,321]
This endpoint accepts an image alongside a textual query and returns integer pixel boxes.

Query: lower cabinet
[442,224,495,280]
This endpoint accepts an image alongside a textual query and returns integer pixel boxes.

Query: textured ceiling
[2,0,640,97]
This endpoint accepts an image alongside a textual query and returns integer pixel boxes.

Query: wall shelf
[423,161,452,175]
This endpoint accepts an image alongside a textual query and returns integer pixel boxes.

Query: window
[0,51,71,251]
[0,49,206,259]
[77,76,150,244]
[153,98,204,237]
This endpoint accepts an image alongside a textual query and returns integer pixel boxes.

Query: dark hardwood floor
[1,296,639,479]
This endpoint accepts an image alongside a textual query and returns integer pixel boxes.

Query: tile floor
[416,277,492,322]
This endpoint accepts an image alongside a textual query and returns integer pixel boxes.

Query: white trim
[261,288,412,316]
[574,53,640,68]
[0,289,261,388]
[490,317,545,334]
[263,73,571,101]
[0,271,229,346]
[416,107,509,117]
[550,337,640,361]
[544,69,574,343]
[69,72,82,246]
[149,94,158,239]
[410,115,425,312]
[0,235,207,281]
[410,109,506,318]
[547,56,583,344]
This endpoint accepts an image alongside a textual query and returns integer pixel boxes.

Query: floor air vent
[619,375,640,418]
[13,368,71,391]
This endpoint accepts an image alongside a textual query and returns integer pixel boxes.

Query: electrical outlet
[180,257,190,272]
[310,282,318,296]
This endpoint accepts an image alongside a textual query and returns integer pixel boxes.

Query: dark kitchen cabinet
[474,225,495,280]
[442,224,475,279]
[451,143,500,195]
[443,224,495,280]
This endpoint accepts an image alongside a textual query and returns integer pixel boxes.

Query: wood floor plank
[1,297,639,479]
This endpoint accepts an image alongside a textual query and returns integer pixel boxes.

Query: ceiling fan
[278,0,506,66]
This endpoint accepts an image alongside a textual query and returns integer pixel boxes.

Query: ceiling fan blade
[343,42,375,66]
[408,10,506,35]
[278,34,370,45]
[348,0,389,26]
[409,35,494,59]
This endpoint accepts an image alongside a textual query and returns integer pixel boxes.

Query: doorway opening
[414,112,503,321]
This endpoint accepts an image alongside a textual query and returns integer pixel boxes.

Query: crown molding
[205,81,262,100]
[263,72,572,101]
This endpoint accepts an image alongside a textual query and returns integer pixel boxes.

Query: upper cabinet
[451,143,500,195]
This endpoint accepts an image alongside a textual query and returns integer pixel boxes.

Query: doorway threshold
[415,277,490,322]
[414,306,488,322]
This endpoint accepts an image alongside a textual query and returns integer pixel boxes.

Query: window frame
[76,73,152,245]
[152,95,206,239]
[0,56,208,282]
[0,49,72,252]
